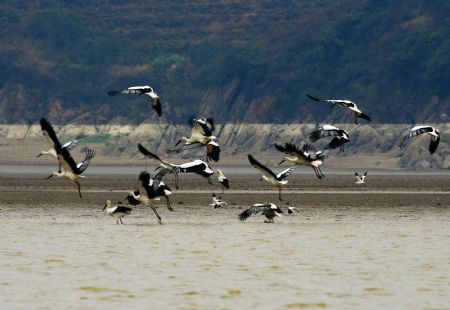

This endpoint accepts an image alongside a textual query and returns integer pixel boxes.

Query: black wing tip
[222,179,230,188]
[359,112,371,122]
[108,90,120,96]
[306,94,321,101]
[138,143,151,155]
[153,99,162,116]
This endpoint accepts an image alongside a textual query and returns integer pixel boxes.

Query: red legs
[174,173,180,189]
[165,196,174,211]
[149,204,162,224]
[75,181,82,198]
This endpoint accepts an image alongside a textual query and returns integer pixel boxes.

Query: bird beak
[102,204,107,211]
[36,154,42,158]
[175,139,182,147]
[154,166,161,171]
[46,174,53,179]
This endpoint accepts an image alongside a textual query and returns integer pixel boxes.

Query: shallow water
[1,202,450,309]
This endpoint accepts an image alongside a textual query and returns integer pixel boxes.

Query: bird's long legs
[75,181,82,198]
[277,185,282,201]
[150,205,162,224]
[166,196,174,211]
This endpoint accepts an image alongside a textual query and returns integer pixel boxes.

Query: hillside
[0,123,448,170]
[0,1,449,124]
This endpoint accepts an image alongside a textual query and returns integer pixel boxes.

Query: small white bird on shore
[287,205,299,215]
[355,171,367,184]
[210,193,227,209]
[103,200,132,224]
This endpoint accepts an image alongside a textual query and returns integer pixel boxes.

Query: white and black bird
[238,203,283,223]
[287,205,299,215]
[172,118,220,162]
[274,143,326,179]
[308,125,350,152]
[210,193,227,209]
[217,169,229,193]
[403,126,440,154]
[355,171,367,184]
[127,171,173,224]
[40,118,95,198]
[248,154,294,201]
[306,94,371,125]
[37,129,87,172]
[127,169,174,212]
[138,144,214,188]
[108,85,162,116]
[103,200,132,224]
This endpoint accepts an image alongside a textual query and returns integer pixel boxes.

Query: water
[1,203,449,309]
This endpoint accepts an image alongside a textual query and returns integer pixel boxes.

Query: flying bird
[308,125,350,152]
[306,94,371,125]
[217,169,229,193]
[210,193,227,209]
[238,203,283,223]
[40,118,95,197]
[403,126,440,154]
[248,154,294,201]
[103,200,132,224]
[274,142,326,179]
[138,144,214,188]
[172,118,220,162]
[355,171,367,184]
[37,129,87,172]
[108,85,162,116]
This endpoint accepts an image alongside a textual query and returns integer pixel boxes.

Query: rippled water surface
[2,202,450,309]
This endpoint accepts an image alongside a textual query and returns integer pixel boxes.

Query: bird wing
[429,135,440,154]
[328,136,348,149]
[408,126,434,138]
[309,127,343,142]
[62,139,79,151]
[114,206,133,213]
[355,172,361,181]
[276,167,294,180]
[40,118,62,150]
[221,178,230,189]
[206,140,220,162]
[126,190,141,206]
[138,143,173,167]
[247,154,278,180]
[306,94,325,102]
[125,85,152,94]
[76,148,96,174]
[238,204,274,221]
[274,143,307,159]
[356,112,371,122]
[149,96,162,116]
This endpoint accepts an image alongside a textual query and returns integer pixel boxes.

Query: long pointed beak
[46,174,53,179]
[277,160,285,166]
[102,204,107,211]
[36,154,42,158]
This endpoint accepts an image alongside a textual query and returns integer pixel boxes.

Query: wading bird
[138,144,214,188]
[108,85,161,116]
[103,200,132,224]
[274,143,326,179]
[248,154,294,201]
[217,169,229,193]
[40,118,95,198]
[403,126,440,154]
[308,125,350,152]
[287,205,299,215]
[210,193,227,209]
[355,171,367,184]
[172,118,220,162]
[238,203,283,223]
[306,94,371,125]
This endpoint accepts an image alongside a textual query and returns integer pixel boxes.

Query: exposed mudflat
[1,169,449,309]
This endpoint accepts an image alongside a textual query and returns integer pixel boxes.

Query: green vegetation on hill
[0,1,449,124]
